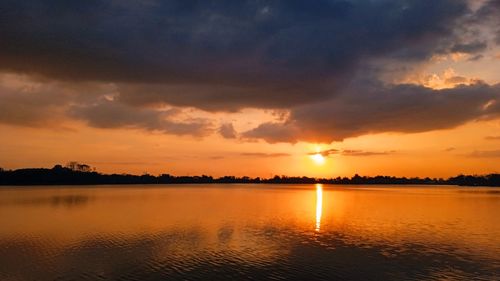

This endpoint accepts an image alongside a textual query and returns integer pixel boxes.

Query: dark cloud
[450,41,487,54]
[69,100,212,136]
[242,122,301,143]
[244,82,500,143]
[475,0,500,45]
[0,0,474,111]
[219,123,237,139]
[115,82,332,112]
[0,74,213,137]
[0,0,498,142]
[485,136,500,140]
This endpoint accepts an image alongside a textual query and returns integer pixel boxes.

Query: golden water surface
[0,184,499,280]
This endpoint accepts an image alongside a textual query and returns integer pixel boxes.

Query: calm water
[0,184,499,281]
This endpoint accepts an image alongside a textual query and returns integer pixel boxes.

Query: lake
[0,184,499,280]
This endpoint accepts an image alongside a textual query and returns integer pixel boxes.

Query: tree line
[0,163,498,186]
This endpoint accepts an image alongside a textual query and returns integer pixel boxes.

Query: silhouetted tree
[66,162,93,172]
[52,164,64,170]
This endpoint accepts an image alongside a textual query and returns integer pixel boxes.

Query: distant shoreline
[1,164,498,187]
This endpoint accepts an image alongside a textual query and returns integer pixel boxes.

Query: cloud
[0,84,64,127]
[485,136,500,140]
[69,100,213,136]
[0,74,112,127]
[467,54,484,61]
[209,156,225,160]
[450,41,487,54]
[307,149,339,156]
[240,152,290,158]
[0,73,214,137]
[244,82,500,143]
[219,123,237,139]
[444,76,468,85]
[114,83,330,112]
[466,150,500,158]
[241,121,301,144]
[0,1,499,142]
[405,68,480,90]
[0,0,477,111]
[91,161,162,166]
[475,0,500,44]
[308,148,396,157]
[341,150,397,156]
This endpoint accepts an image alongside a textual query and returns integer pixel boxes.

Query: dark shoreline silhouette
[0,163,498,187]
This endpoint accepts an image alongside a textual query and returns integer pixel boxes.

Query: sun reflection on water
[315,184,323,232]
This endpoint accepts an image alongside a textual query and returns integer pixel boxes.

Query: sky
[0,0,499,178]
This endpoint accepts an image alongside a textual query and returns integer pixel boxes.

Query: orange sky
[0,117,498,178]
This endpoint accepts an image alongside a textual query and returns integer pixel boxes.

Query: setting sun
[311,153,326,165]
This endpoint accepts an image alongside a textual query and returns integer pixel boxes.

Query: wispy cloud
[341,150,397,156]
[485,136,500,140]
[466,150,500,158]
[91,161,162,166]
[209,156,225,160]
[307,149,339,156]
[240,152,290,158]
[309,149,396,157]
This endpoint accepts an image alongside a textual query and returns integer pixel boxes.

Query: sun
[310,153,325,165]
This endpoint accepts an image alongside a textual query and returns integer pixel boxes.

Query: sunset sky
[0,0,499,177]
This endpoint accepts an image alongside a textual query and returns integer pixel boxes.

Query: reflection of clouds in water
[3,194,93,208]
[0,225,498,281]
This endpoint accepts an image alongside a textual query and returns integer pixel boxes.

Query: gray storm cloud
[244,82,500,143]
[69,101,213,136]
[0,0,499,141]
